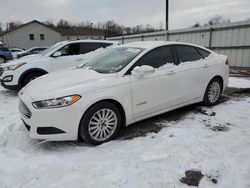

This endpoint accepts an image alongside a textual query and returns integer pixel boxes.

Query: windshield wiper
[94,69,105,74]
[82,67,93,70]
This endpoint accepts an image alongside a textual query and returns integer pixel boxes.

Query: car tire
[21,72,44,87]
[203,78,222,106]
[0,56,6,63]
[79,101,122,145]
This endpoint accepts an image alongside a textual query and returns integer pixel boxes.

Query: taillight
[225,59,229,65]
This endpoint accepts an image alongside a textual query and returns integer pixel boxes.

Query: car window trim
[195,47,211,59]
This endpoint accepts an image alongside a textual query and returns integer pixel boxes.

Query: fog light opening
[3,75,13,82]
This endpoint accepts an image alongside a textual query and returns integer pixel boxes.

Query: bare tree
[57,19,71,28]
[192,22,201,28]
[145,24,155,33]
[96,22,104,30]
[132,25,143,34]
[124,27,132,35]
[207,15,230,25]
[158,22,164,31]
[44,19,55,28]
[1,18,160,37]
[5,21,22,31]
[0,21,3,33]
[102,20,124,37]
[78,20,93,29]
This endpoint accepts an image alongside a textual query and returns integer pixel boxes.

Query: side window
[134,46,175,68]
[176,45,202,63]
[98,43,113,48]
[80,43,94,54]
[79,43,113,54]
[31,49,40,54]
[196,48,211,58]
[68,43,80,55]
[58,44,80,56]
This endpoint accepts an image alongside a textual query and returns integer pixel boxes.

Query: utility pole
[166,0,169,30]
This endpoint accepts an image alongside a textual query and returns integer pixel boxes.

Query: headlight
[4,62,26,71]
[32,95,81,109]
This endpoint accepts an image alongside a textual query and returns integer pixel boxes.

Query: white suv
[0,40,118,90]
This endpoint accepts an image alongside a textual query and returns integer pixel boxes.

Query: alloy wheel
[208,81,221,103]
[88,109,118,141]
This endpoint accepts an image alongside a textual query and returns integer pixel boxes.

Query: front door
[129,45,180,119]
[51,43,84,71]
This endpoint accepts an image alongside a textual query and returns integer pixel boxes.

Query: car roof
[29,47,48,50]
[10,48,23,50]
[66,40,119,45]
[121,41,211,52]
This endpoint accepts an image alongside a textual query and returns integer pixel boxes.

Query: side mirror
[132,65,155,78]
[53,51,62,57]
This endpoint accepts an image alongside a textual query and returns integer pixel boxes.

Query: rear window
[196,48,211,58]
[176,45,202,63]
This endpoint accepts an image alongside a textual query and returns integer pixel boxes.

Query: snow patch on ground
[228,77,250,88]
[0,79,250,187]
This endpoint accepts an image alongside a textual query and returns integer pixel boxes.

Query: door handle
[76,58,83,62]
[166,70,176,75]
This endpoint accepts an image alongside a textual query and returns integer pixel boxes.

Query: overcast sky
[1,0,250,29]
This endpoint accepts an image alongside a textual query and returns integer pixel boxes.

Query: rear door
[175,45,210,102]
[129,45,180,119]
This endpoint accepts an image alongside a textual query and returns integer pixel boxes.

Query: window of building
[40,34,45,40]
[29,34,34,40]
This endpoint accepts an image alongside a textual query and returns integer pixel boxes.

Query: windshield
[39,42,65,56]
[81,47,144,74]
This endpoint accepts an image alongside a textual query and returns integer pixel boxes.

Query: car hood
[1,55,43,68]
[23,68,117,101]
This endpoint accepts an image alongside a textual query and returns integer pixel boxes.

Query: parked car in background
[9,48,25,59]
[18,41,229,145]
[0,46,13,63]
[0,40,118,90]
[17,47,48,59]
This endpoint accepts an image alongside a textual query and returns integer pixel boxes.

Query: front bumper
[18,91,84,141]
[0,70,20,90]
[1,79,20,90]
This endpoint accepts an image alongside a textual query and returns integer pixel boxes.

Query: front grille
[19,100,32,119]
[0,67,3,76]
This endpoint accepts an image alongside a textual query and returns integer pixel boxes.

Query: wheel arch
[211,75,224,88]
[78,98,127,140]
[19,68,48,87]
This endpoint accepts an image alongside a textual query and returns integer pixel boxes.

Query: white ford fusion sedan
[18,41,229,145]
